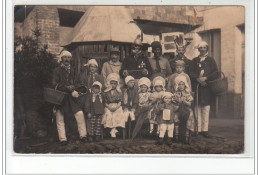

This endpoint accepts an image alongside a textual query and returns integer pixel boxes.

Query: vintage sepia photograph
[13,5,245,154]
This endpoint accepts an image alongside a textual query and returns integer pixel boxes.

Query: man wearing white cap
[52,50,88,145]
[189,41,219,137]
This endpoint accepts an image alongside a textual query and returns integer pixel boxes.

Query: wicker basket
[43,85,67,105]
[208,72,228,96]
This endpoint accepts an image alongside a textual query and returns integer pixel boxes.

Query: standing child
[102,73,125,138]
[138,77,151,110]
[167,60,191,93]
[172,75,195,144]
[155,92,178,145]
[80,59,104,90]
[149,76,166,135]
[84,81,104,142]
[122,76,138,123]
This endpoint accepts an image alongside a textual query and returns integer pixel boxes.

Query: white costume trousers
[159,123,174,138]
[194,105,210,132]
[56,110,87,141]
[56,110,67,142]
[74,111,87,139]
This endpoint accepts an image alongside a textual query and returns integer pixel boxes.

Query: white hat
[138,77,151,88]
[174,75,191,92]
[86,59,98,67]
[162,91,173,99]
[105,73,121,92]
[60,50,72,58]
[197,41,208,49]
[125,76,135,85]
[92,81,102,89]
[153,76,165,87]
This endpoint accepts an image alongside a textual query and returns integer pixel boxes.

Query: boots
[157,138,164,145]
[95,135,101,142]
[166,137,173,146]
[88,135,93,142]
[201,131,210,138]
[174,125,179,143]
[185,130,191,144]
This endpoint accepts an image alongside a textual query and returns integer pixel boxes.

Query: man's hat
[151,41,162,50]
[110,47,120,54]
[133,35,143,46]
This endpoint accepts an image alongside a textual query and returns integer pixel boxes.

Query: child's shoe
[174,135,179,143]
[88,136,93,142]
[95,135,101,142]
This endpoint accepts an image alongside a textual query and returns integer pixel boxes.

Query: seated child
[155,92,178,145]
[84,81,104,142]
[149,76,166,134]
[172,75,195,144]
[167,60,191,93]
[102,73,125,138]
[122,76,138,123]
[80,59,104,90]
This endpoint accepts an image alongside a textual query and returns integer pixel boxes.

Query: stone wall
[34,6,60,55]
[16,6,60,55]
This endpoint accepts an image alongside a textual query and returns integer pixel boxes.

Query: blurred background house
[14,6,244,119]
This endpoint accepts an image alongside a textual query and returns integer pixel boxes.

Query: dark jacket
[85,93,105,116]
[122,87,139,110]
[52,66,76,93]
[120,53,153,79]
[189,56,219,105]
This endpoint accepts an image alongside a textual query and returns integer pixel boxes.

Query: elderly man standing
[148,41,172,80]
[52,50,88,145]
[120,37,153,80]
[189,41,219,137]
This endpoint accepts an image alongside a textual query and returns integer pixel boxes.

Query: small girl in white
[149,76,166,135]
[155,92,179,145]
[172,75,195,143]
[102,73,125,138]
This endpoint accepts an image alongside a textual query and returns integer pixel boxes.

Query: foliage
[14,28,58,88]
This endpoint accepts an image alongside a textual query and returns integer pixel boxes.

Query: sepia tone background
[13,6,245,153]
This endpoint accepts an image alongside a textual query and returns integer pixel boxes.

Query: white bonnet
[125,76,135,85]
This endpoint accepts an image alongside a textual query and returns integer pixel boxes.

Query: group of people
[52,37,219,146]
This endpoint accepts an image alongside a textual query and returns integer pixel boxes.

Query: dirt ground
[14,118,244,154]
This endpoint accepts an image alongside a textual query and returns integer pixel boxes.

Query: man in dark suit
[189,41,219,137]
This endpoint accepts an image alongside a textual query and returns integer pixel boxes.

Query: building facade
[14,6,244,119]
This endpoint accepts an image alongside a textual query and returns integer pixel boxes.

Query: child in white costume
[102,73,125,138]
[172,75,195,143]
[155,92,178,145]
[149,76,166,134]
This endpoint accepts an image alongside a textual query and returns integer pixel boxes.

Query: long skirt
[102,105,125,128]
